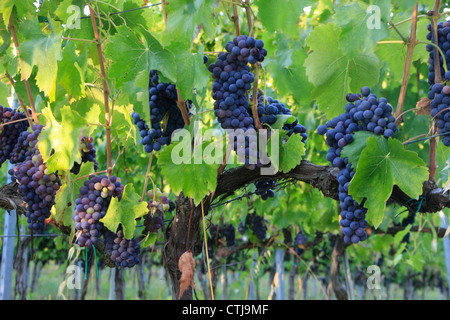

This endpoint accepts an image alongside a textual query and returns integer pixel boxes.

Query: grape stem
[232,3,240,36]
[176,88,190,126]
[394,2,419,126]
[388,20,409,43]
[161,0,168,25]
[429,0,441,183]
[251,62,263,130]
[244,0,254,37]
[140,151,154,202]
[89,3,113,178]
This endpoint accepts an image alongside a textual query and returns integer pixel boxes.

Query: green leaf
[53,161,94,228]
[163,0,217,46]
[38,105,88,173]
[56,41,86,99]
[255,0,312,38]
[341,131,376,169]
[267,42,314,105]
[278,133,306,173]
[106,25,176,87]
[333,3,389,58]
[18,17,62,100]
[101,184,149,240]
[106,25,176,122]
[0,80,9,106]
[0,0,13,29]
[167,43,210,102]
[304,23,380,120]
[157,136,218,205]
[140,232,157,249]
[348,137,428,228]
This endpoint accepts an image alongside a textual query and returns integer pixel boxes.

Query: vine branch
[89,3,113,178]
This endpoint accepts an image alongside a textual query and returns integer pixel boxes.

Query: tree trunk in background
[220,264,227,300]
[288,258,297,300]
[275,249,285,300]
[197,265,210,300]
[14,237,31,300]
[81,258,93,300]
[303,273,309,300]
[30,261,43,295]
[329,236,348,300]
[137,260,146,299]
[115,268,125,300]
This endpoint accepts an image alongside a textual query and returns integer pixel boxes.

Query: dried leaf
[416,97,431,116]
[178,250,196,299]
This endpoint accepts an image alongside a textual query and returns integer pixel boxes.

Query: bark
[329,235,349,300]
[137,260,146,299]
[14,236,31,300]
[30,261,43,294]
[114,268,125,300]
[288,258,297,300]
[162,193,207,300]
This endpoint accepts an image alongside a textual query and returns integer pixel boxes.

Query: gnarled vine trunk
[162,192,208,300]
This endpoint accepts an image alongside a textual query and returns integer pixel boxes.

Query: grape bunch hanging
[0,106,30,167]
[317,86,398,244]
[208,35,308,170]
[132,70,190,153]
[9,124,62,233]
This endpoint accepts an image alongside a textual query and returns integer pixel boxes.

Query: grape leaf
[53,161,95,229]
[163,0,217,46]
[304,23,380,120]
[18,16,62,101]
[0,80,9,106]
[279,133,306,173]
[255,0,312,38]
[38,105,88,173]
[56,41,86,100]
[101,184,149,240]
[106,25,176,87]
[340,131,376,169]
[167,42,210,102]
[267,41,313,105]
[348,137,428,228]
[157,137,218,205]
[333,3,389,59]
[106,25,176,123]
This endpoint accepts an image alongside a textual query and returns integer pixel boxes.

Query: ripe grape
[317,87,397,244]
[0,106,30,167]
[73,174,123,248]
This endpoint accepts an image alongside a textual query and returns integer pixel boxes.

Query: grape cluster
[207,223,236,257]
[208,35,266,168]
[9,125,62,233]
[294,230,308,256]
[71,136,98,174]
[73,175,123,248]
[143,187,170,234]
[132,70,189,153]
[256,94,308,142]
[104,229,140,268]
[317,87,397,244]
[240,213,267,241]
[0,106,30,167]
[425,20,450,86]
[10,125,42,164]
[428,83,450,146]
[254,179,276,200]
